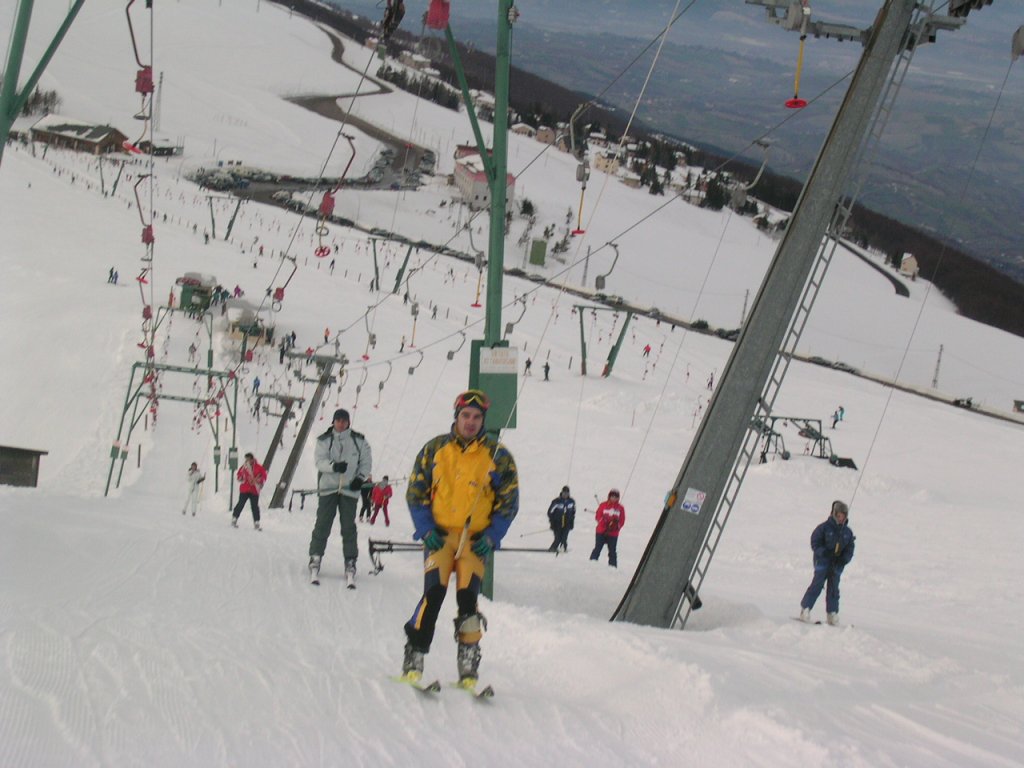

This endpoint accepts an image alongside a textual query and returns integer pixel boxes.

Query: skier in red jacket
[370,476,393,526]
[232,452,267,530]
[590,489,625,567]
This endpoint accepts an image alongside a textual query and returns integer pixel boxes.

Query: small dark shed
[0,446,48,488]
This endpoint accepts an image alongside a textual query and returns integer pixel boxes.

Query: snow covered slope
[1,2,1022,766]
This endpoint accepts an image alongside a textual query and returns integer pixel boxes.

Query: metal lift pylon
[268,359,340,509]
[613,0,930,630]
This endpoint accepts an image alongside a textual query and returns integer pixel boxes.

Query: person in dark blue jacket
[800,500,856,625]
[547,485,576,553]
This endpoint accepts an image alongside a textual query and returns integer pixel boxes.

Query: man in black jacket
[547,485,576,553]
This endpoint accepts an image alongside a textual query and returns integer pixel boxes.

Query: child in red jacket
[590,489,625,567]
[370,476,393,526]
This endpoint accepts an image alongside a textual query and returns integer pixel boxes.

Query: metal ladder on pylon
[672,3,934,630]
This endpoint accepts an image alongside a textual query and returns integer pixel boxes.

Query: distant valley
[330,1,1022,282]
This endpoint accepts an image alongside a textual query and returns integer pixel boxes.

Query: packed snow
[1,2,1022,766]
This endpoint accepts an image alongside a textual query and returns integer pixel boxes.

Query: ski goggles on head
[454,389,490,412]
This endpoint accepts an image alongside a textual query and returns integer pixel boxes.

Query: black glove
[197,477,205,484]
[333,461,348,473]
[348,476,365,491]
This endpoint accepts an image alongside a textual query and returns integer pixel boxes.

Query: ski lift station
[172,272,218,313]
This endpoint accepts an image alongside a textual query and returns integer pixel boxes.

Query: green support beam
[602,311,633,378]
[445,3,518,600]
[391,244,414,295]
[0,0,87,167]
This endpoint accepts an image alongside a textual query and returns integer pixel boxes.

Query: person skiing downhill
[308,408,373,587]
[183,462,205,516]
[590,490,625,567]
[800,500,856,625]
[400,389,519,688]
[232,453,267,530]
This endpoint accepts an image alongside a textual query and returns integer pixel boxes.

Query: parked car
[807,356,831,367]
[831,361,860,375]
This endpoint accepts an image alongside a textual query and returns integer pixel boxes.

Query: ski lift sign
[471,340,518,429]
[681,487,706,515]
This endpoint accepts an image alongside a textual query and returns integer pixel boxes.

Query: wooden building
[30,115,128,155]
[0,445,48,488]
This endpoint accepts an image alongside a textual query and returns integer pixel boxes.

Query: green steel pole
[484,0,514,347]
[603,311,633,377]
[371,239,380,291]
[105,363,140,496]
[480,0,516,602]
[0,0,35,168]
[577,306,588,376]
[443,26,495,183]
[392,244,414,295]
[0,0,87,167]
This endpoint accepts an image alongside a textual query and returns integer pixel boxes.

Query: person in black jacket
[799,500,856,625]
[359,475,374,522]
[547,485,576,553]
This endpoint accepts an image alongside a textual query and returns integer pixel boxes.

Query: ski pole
[518,527,552,538]
[453,514,473,558]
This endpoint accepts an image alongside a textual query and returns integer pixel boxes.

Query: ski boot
[254,521,262,531]
[230,517,239,528]
[826,612,839,626]
[800,607,811,622]
[456,641,482,686]
[308,555,322,585]
[401,642,426,683]
[344,559,357,589]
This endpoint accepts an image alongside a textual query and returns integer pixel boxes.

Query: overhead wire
[848,47,1020,507]
[312,5,853,371]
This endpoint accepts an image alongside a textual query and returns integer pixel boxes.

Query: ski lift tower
[613,0,978,630]
[0,1,86,167]
[442,3,520,436]
[440,1,521,598]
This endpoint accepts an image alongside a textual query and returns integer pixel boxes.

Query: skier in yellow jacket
[400,389,519,686]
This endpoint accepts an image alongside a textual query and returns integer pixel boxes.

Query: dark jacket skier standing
[359,477,374,522]
[308,408,373,585]
[547,486,576,552]
[400,389,519,687]
[800,500,856,625]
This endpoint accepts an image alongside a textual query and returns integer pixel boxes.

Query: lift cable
[848,39,1020,508]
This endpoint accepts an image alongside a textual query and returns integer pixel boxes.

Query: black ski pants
[309,492,358,562]
[549,525,570,552]
[590,533,618,567]
[233,492,261,522]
